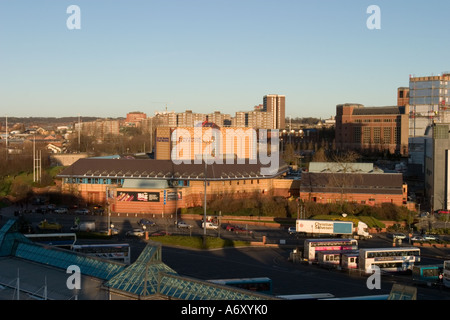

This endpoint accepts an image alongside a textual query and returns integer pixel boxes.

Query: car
[423,234,439,241]
[202,222,219,230]
[138,219,156,229]
[74,208,90,215]
[392,233,406,240]
[177,221,193,229]
[54,207,68,214]
[410,235,424,242]
[226,224,237,232]
[288,227,296,235]
[126,229,145,237]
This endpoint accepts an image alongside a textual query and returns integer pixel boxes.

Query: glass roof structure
[105,241,274,300]
[1,219,276,300]
[0,219,126,280]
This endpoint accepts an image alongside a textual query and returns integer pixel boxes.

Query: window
[353,127,361,143]
[373,128,381,144]
[363,127,371,144]
[383,127,391,144]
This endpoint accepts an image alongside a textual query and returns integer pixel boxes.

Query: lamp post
[203,160,207,244]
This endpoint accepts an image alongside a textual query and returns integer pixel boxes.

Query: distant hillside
[0,117,124,127]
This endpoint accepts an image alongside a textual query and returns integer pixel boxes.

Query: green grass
[148,235,251,249]
[74,232,251,250]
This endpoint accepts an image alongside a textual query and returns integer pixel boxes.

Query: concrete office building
[424,123,450,212]
[409,73,450,137]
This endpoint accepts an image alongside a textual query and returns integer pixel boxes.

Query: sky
[1,0,450,119]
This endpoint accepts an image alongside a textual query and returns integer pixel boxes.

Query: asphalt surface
[1,204,450,300]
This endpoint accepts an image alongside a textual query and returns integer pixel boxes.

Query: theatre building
[57,157,295,215]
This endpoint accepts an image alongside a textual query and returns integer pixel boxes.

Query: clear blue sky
[1,0,450,119]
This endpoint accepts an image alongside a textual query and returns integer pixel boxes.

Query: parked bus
[207,277,272,295]
[412,264,443,286]
[359,247,420,274]
[303,238,358,262]
[444,261,450,288]
[72,243,131,264]
[25,233,77,250]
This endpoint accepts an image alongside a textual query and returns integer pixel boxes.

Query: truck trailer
[295,219,371,239]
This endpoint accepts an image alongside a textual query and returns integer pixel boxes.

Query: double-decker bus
[207,277,272,295]
[444,261,450,288]
[303,238,358,262]
[359,247,420,274]
[72,243,131,264]
[25,233,77,250]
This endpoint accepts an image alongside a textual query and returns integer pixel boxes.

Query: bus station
[0,218,275,300]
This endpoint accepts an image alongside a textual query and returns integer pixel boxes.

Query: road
[1,205,450,300]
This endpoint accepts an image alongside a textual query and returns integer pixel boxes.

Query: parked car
[54,207,68,214]
[288,227,296,234]
[391,233,406,240]
[74,208,90,215]
[410,235,424,242]
[226,224,237,232]
[177,221,193,229]
[423,234,439,241]
[202,222,219,230]
[138,219,156,229]
[126,229,145,237]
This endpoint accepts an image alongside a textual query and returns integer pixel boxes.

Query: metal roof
[57,158,289,181]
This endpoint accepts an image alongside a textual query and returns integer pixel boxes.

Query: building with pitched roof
[57,156,295,215]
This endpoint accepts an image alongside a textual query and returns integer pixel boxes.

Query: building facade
[300,162,408,207]
[57,157,294,215]
[335,103,409,156]
[424,123,450,212]
[409,73,450,137]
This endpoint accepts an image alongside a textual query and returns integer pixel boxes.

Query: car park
[177,221,192,229]
[126,229,145,237]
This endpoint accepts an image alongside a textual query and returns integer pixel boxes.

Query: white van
[202,222,219,230]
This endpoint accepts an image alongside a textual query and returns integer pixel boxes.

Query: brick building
[335,103,409,156]
[57,157,295,215]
